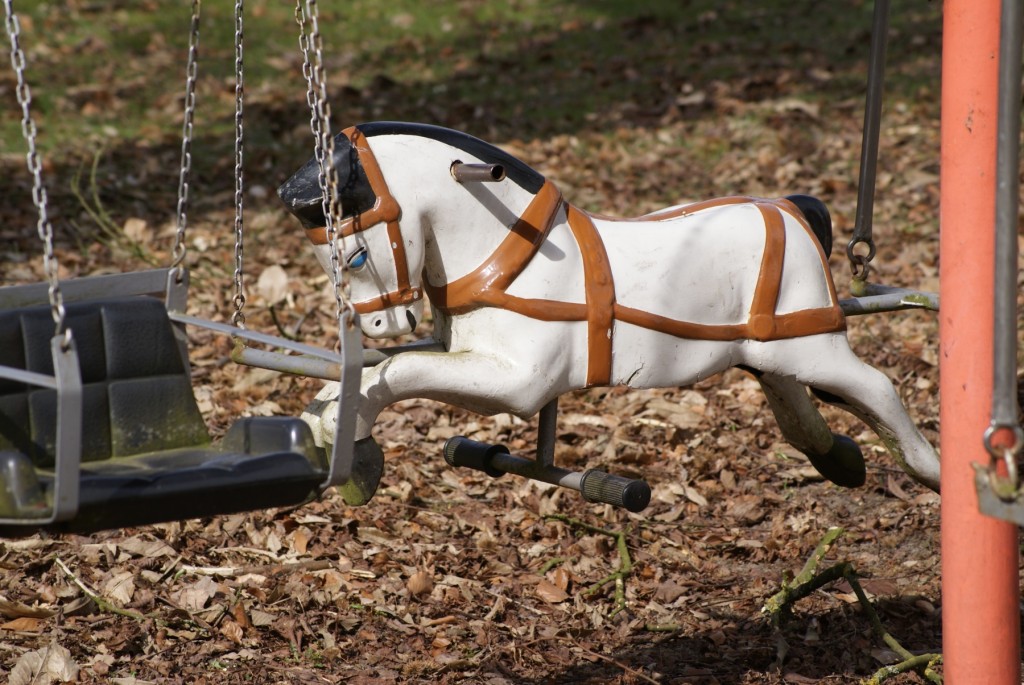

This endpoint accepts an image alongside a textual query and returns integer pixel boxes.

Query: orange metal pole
[940,0,1020,682]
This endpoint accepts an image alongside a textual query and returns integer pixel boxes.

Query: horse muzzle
[360,299,424,339]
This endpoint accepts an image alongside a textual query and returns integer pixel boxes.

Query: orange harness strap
[425,180,564,314]
[426,188,845,387]
[565,205,615,386]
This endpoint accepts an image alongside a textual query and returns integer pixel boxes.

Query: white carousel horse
[278,122,940,504]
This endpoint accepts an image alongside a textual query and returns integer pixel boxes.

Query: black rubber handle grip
[580,470,652,513]
[443,436,506,478]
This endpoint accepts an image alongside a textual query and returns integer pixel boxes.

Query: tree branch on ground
[762,527,943,685]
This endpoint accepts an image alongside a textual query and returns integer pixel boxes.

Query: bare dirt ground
[0,3,1011,683]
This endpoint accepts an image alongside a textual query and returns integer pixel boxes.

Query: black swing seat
[0,296,328,535]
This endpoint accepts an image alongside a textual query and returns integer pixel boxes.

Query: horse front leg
[301,350,559,503]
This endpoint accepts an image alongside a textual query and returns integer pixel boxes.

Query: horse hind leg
[748,369,867,487]
[782,341,941,492]
[809,377,940,492]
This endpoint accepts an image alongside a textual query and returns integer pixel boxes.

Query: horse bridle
[303,126,422,315]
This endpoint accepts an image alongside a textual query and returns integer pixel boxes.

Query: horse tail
[784,194,832,258]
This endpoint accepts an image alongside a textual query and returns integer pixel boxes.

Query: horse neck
[372,136,542,287]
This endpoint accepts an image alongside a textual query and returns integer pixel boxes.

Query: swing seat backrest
[0,295,328,534]
[0,297,209,464]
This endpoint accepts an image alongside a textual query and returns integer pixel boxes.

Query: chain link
[4,0,67,340]
[295,2,321,169]
[231,0,246,327]
[171,0,201,277]
[301,0,357,332]
[845,237,876,280]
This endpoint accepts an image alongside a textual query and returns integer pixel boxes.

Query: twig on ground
[179,558,333,578]
[543,514,634,617]
[537,556,572,575]
[269,304,304,341]
[761,528,943,684]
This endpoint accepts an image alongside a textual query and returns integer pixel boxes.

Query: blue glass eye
[347,248,368,270]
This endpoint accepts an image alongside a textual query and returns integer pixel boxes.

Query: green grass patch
[2,0,940,156]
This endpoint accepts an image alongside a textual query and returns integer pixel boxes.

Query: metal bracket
[975,463,1024,526]
[0,334,83,526]
[839,283,939,316]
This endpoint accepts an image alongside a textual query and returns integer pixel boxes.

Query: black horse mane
[279,122,547,228]
[358,122,546,194]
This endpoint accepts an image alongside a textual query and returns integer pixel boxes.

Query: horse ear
[784,194,832,258]
[278,152,329,229]
[278,132,377,227]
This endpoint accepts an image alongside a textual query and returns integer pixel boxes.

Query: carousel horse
[278,122,940,506]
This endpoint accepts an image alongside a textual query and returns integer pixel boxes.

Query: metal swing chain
[299,0,343,323]
[231,0,246,327]
[300,0,357,334]
[171,0,201,277]
[3,0,67,340]
[847,0,889,289]
[295,3,322,169]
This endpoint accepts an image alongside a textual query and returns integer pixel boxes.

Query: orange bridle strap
[303,127,422,314]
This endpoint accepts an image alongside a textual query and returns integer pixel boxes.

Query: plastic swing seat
[0,269,359,536]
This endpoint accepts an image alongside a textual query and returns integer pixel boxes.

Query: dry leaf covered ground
[0,1,1007,683]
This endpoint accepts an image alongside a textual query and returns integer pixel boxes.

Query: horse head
[278,126,426,338]
[280,122,551,340]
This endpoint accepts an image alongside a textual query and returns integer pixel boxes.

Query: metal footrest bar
[443,435,652,513]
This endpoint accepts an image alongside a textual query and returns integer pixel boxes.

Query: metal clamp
[981,424,1024,501]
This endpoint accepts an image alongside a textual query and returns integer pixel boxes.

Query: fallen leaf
[683,485,708,507]
[250,609,276,627]
[430,636,452,657]
[407,570,434,597]
[231,601,253,630]
[654,580,688,603]
[290,528,310,555]
[10,643,79,685]
[256,265,290,305]
[2,616,47,632]
[535,579,569,604]
[123,217,150,242]
[118,536,176,559]
[220,619,245,644]
[0,598,56,619]
[550,566,571,592]
[103,571,136,606]
[175,576,219,612]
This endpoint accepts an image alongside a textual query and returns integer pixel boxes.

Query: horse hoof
[805,434,866,488]
[338,437,385,506]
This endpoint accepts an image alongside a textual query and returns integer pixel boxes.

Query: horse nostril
[373,318,383,328]
[406,310,417,330]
